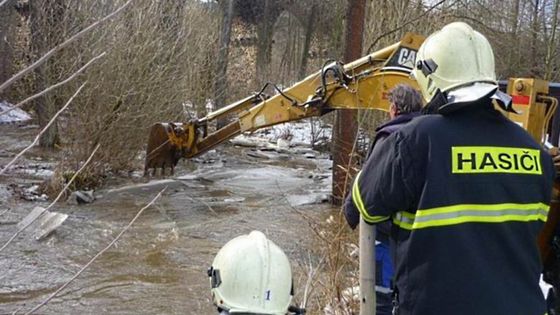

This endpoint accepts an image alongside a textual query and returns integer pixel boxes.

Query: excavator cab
[507,78,560,313]
[504,78,558,145]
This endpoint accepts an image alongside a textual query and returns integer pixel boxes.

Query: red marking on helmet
[512,94,530,105]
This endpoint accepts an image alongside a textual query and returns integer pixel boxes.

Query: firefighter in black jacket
[345,84,422,315]
[347,22,555,315]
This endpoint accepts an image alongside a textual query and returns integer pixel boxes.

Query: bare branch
[366,0,446,54]
[0,141,99,253]
[0,52,106,118]
[22,188,166,315]
[0,0,131,94]
[0,82,87,176]
[0,0,9,9]
[302,252,326,309]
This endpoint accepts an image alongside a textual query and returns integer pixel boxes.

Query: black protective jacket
[345,112,419,242]
[349,99,554,315]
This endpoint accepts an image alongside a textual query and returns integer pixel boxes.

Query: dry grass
[312,215,360,315]
[288,202,360,314]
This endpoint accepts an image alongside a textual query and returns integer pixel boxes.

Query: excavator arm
[144,33,425,175]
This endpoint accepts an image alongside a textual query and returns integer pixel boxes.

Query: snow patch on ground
[10,184,49,202]
[17,168,54,178]
[0,184,11,203]
[7,163,55,179]
[286,193,329,207]
[0,101,31,124]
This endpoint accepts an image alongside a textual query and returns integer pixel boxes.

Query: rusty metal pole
[331,1,376,314]
[348,2,376,312]
[332,0,365,205]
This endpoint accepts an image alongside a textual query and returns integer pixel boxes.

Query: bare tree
[531,0,542,76]
[507,0,522,75]
[214,0,234,127]
[29,0,67,148]
[298,3,318,80]
[255,0,281,86]
[0,0,17,99]
[544,0,560,80]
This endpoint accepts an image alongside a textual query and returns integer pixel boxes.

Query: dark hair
[388,84,423,114]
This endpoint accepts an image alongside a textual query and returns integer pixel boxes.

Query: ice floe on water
[231,119,332,149]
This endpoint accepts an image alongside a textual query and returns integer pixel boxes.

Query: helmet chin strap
[421,88,448,114]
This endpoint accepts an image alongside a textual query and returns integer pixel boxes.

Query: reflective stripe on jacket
[351,100,555,315]
[344,112,419,232]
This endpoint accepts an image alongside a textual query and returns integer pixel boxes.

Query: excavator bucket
[145,123,183,176]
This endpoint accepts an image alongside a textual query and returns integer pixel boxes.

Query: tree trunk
[0,0,16,99]
[508,0,520,77]
[213,0,234,128]
[530,0,541,77]
[30,0,65,148]
[214,0,234,110]
[544,0,560,80]
[331,0,365,204]
[255,0,279,87]
[298,3,317,80]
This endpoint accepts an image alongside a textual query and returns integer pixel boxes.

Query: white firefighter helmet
[413,22,497,105]
[209,231,293,314]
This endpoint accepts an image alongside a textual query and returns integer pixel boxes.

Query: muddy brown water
[0,125,336,314]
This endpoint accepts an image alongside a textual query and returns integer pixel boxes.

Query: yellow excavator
[145,33,560,311]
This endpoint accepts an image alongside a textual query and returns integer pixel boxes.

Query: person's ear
[390,104,398,116]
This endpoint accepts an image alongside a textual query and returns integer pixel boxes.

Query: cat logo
[397,48,416,68]
[386,47,418,69]
[451,146,542,175]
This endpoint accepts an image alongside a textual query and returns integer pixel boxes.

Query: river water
[0,124,336,314]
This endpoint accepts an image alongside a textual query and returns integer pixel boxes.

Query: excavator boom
[144,33,424,175]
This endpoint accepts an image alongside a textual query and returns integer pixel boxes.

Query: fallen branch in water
[0,142,99,252]
[0,52,106,118]
[0,0,131,94]
[22,187,167,315]
[0,82,86,177]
